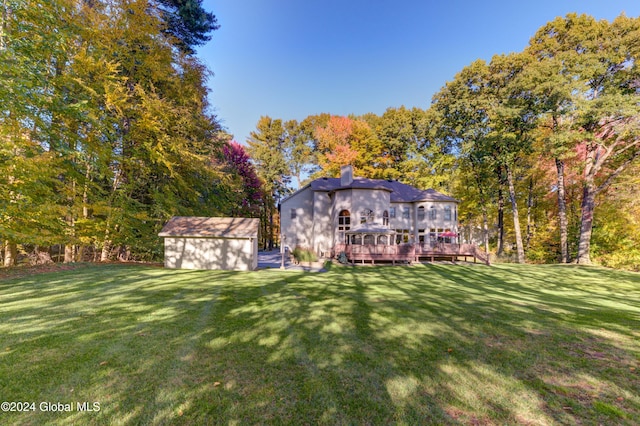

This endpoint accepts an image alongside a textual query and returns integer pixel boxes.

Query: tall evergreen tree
[155,0,219,54]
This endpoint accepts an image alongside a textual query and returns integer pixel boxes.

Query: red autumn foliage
[222,141,264,214]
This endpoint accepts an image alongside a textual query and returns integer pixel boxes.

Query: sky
[197,0,640,144]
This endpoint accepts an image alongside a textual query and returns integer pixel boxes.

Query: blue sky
[197,0,640,144]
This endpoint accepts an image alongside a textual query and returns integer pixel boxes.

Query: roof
[158,217,259,238]
[346,223,396,234]
[306,177,458,203]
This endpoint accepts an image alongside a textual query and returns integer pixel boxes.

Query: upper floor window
[417,206,425,221]
[402,207,410,219]
[444,206,452,221]
[338,210,351,230]
[361,209,374,224]
[383,210,389,226]
[389,207,396,218]
[291,209,297,219]
[429,206,436,220]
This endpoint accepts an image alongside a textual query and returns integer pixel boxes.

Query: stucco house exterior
[159,216,259,271]
[280,165,461,261]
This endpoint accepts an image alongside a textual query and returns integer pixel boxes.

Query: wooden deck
[333,243,490,265]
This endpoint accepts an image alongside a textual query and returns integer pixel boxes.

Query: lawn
[1,262,639,425]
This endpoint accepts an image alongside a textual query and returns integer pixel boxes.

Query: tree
[283,119,316,189]
[1,0,225,265]
[431,54,536,263]
[313,115,361,176]
[524,21,583,262]
[527,13,640,264]
[220,140,264,217]
[0,0,79,265]
[155,0,219,54]
[247,116,289,249]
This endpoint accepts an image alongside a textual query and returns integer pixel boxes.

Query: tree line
[247,13,640,270]
[0,0,262,266]
[2,8,637,270]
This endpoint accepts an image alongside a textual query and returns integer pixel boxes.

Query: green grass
[1,263,639,425]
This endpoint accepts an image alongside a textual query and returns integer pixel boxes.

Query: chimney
[340,165,353,186]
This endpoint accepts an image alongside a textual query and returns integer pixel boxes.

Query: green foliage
[590,178,640,271]
[291,246,318,263]
[0,0,232,264]
[428,13,640,267]
[156,0,220,54]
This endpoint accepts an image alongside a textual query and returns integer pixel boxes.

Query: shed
[159,216,259,271]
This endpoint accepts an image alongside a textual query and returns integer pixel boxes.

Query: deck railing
[333,243,490,265]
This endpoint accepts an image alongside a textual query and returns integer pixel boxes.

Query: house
[280,165,480,264]
[159,216,259,271]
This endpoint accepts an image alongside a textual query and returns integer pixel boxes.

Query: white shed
[159,216,259,271]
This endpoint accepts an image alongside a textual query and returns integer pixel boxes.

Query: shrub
[291,247,318,263]
[596,249,640,272]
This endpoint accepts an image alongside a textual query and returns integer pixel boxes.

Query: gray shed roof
[159,217,259,238]
[307,177,458,203]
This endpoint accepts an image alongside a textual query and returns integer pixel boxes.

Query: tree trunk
[555,158,569,263]
[101,224,111,262]
[117,245,130,262]
[77,246,85,262]
[496,188,505,256]
[526,177,534,251]
[0,0,9,51]
[268,201,274,250]
[78,162,92,262]
[64,244,75,263]
[3,240,17,267]
[576,178,596,264]
[481,205,490,255]
[506,166,525,263]
[471,161,490,255]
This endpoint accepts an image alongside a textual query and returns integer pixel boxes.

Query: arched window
[383,210,389,226]
[338,210,351,230]
[417,206,425,221]
[338,210,350,244]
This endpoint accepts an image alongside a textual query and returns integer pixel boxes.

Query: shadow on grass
[0,262,639,424]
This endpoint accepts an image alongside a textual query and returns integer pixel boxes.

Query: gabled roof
[158,217,259,238]
[306,177,458,203]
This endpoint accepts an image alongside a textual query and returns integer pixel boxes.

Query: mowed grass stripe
[0,262,639,425]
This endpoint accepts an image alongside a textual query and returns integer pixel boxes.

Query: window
[389,207,396,218]
[429,206,436,220]
[338,210,351,231]
[361,208,374,224]
[402,207,410,219]
[417,206,425,221]
[383,210,389,226]
[444,206,452,221]
[291,209,297,219]
[395,229,410,244]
